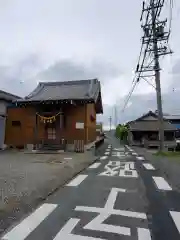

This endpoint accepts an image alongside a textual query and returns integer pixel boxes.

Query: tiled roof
[0,90,21,101]
[164,115,180,120]
[129,120,176,131]
[17,79,100,102]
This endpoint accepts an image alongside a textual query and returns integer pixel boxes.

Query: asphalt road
[2,135,180,240]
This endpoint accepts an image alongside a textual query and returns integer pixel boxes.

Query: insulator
[156,25,164,37]
[144,27,150,37]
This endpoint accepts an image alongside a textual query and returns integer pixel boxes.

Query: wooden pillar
[34,113,38,150]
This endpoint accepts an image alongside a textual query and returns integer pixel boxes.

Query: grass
[153,151,180,157]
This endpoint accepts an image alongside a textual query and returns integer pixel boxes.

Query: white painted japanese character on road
[99,161,138,178]
[53,188,149,239]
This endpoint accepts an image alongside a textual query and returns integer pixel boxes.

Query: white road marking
[99,161,138,178]
[113,148,124,151]
[66,174,88,187]
[75,188,146,237]
[2,203,57,240]
[105,152,110,155]
[104,188,126,209]
[132,152,138,156]
[64,157,72,160]
[100,156,107,160]
[137,228,152,240]
[89,163,101,169]
[84,212,131,236]
[152,176,172,190]
[136,156,145,161]
[169,211,180,234]
[143,163,155,170]
[53,218,105,239]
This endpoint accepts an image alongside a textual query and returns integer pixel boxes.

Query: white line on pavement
[104,188,126,209]
[53,218,105,239]
[75,206,147,219]
[105,152,110,155]
[169,211,180,234]
[137,228,152,240]
[64,157,72,160]
[84,213,131,236]
[152,176,172,190]
[100,156,107,160]
[132,152,138,156]
[88,163,101,169]
[2,203,57,240]
[143,163,155,170]
[66,174,88,187]
[136,156,145,161]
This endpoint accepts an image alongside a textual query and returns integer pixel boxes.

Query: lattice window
[47,128,56,139]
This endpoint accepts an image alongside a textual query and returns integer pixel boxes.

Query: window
[47,128,56,140]
[12,121,21,126]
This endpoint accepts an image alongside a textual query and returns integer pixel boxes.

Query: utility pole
[137,0,172,151]
[151,0,164,151]
[114,105,118,128]
[109,116,112,132]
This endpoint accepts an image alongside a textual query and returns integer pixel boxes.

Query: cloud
[37,59,122,82]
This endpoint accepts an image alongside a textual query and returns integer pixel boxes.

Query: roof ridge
[39,79,97,86]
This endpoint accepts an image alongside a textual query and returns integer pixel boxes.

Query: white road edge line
[66,174,88,187]
[137,228,152,240]
[152,176,172,190]
[143,163,155,170]
[89,163,101,169]
[100,156,107,160]
[169,211,180,234]
[2,203,57,240]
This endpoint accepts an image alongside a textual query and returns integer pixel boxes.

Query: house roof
[127,111,176,131]
[17,79,101,103]
[129,120,176,131]
[0,90,21,102]
[164,115,180,120]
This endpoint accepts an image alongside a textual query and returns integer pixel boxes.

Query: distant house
[0,90,21,149]
[163,114,180,138]
[127,111,176,149]
[5,79,103,151]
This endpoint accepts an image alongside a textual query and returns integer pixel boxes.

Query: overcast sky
[0,0,180,129]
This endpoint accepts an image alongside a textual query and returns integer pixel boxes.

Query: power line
[122,0,172,113]
[122,0,163,112]
[122,0,173,151]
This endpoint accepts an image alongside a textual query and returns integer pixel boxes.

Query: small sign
[76,122,84,129]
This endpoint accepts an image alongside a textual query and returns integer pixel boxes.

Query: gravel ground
[132,146,180,192]
[0,148,97,234]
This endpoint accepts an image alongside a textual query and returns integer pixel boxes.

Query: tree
[115,124,128,143]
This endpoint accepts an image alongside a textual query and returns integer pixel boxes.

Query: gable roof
[127,111,176,131]
[134,111,159,121]
[128,120,176,131]
[0,90,21,102]
[17,79,101,103]
[164,114,180,120]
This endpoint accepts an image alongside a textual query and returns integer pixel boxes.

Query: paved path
[2,136,180,240]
